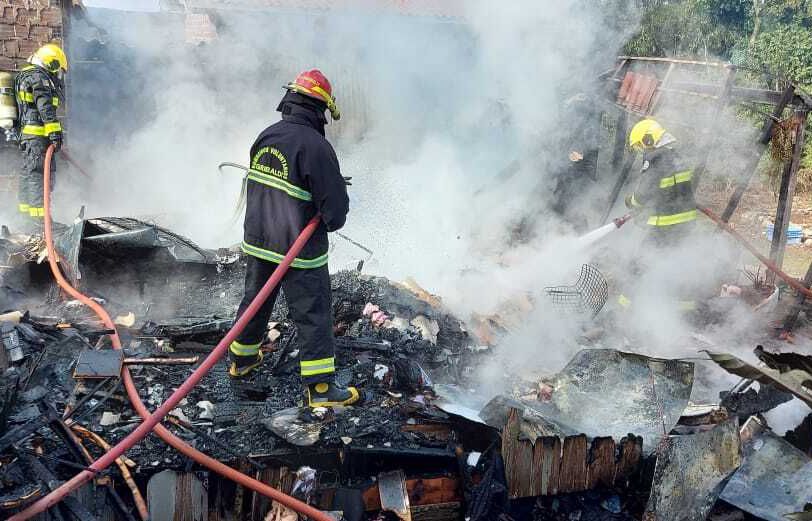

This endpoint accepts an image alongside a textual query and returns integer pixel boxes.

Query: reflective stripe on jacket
[15,65,62,139]
[626,144,696,227]
[243,94,349,268]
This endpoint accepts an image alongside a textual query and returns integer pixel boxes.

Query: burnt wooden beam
[501,408,535,498]
[768,108,809,281]
[558,435,588,493]
[721,85,796,222]
[617,56,729,67]
[586,437,616,489]
[608,77,805,106]
[537,436,561,496]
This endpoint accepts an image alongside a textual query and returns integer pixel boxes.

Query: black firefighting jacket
[15,64,62,141]
[242,93,349,268]
[626,140,696,228]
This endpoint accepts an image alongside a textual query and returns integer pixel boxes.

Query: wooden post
[768,109,809,283]
[721,85,795,222]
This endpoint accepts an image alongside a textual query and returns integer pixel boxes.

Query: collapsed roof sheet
[705,347,812,408]
[478,349,694,451]
[721,417,812,521]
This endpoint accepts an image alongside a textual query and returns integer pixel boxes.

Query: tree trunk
[750,0,762,47]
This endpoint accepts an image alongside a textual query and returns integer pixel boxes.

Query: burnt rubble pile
[1,219,812,520]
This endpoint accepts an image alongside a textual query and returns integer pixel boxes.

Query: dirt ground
[701,180,812,278]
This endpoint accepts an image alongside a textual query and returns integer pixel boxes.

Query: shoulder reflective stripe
[300,357,335,376]
[18,91,34,102]
[52,97,59,107]
[241,241,328,269]
[246,169,312,201]
[659,170,693,189]
[646,209,698,226]
[229,341,260,356]
[44,122,61,134]
[22,125,46,136]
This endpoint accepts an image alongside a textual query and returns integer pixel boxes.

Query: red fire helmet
[284,69,340,120]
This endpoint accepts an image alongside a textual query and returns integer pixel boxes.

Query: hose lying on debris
[10,144,333,521]
[698,204,812,298]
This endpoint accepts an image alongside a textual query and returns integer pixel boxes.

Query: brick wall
[0,0,65,71]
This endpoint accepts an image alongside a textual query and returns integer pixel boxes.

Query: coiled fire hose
[698,205,812,298]
[11,144,334,521]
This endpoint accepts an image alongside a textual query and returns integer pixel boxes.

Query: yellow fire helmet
[628,118,666,151]
[29,43,68,75]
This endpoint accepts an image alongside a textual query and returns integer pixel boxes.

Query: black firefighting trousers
[231,255,336,385]
[17,138,53,219]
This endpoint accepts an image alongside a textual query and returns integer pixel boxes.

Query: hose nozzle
[613,213,633,228]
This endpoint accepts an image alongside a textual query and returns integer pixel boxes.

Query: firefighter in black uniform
[228,70,360,408]
[620,118,697,311]
[15,43,66,223]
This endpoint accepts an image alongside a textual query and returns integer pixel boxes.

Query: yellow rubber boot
[306,382,360,407]
[228,351,263,378]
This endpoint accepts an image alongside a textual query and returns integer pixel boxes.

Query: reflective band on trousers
[229,340,260,356]
[647,209,697,226]
[300,357,335,377]
[247,169,312,201]
[22,122,61,136]
[241,241,328,269]
[659,170,693,189]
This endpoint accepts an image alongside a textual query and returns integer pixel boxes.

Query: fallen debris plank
[379,470,412,521]
[534,436,561,496]
[501,408,535,498]
[615,434,643,487]
[146,471,207,521]
[721,417,812,521]
[704,349,812,408]
[249,467,293,521]
[586,437,616,489]
[411,502,461,521]
[645,419,741,521]
[362,477,461,510]
[558,435,588,493]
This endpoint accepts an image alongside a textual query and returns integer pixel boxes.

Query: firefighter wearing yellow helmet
[15,43,67,223]
[619,118,698,312]
[625,118,696,235]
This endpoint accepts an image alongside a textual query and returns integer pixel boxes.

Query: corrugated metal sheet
[616,71,658,114]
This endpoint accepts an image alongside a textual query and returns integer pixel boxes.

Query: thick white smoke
[51,2,809,424]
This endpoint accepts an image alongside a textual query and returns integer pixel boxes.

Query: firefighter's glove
[624,194,633,209]
[49,131,63,152]
[343,176,352,186]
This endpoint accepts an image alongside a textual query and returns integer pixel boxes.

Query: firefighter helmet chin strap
[286,83,340,121]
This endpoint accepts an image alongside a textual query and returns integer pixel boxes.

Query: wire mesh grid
[544,264,609,317]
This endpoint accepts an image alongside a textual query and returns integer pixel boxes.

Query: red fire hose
[11,144,334,521]
[698,204,812,298]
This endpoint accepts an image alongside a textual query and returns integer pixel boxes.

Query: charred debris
[0,215,810,521]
